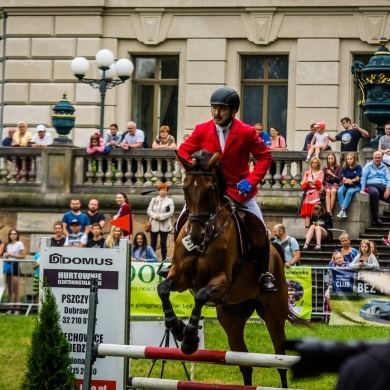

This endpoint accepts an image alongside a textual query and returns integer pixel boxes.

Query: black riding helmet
[210,87,240,111]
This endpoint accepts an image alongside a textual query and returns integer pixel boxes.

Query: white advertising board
[41,239,129,390]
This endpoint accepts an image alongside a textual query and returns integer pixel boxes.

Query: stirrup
[157,258,173,278]
[259,272,277,293]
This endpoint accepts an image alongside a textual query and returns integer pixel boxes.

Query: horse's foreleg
[181,286,211,355]
[157,277,186,341]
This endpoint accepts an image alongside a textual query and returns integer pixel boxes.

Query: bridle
[184,170,234,251]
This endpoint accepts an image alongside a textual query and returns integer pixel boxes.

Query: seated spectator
[302,203,333,250]
[30,125,53,147]
[268,125,286,151]
[360,151,390,226]
[349,239,380,270]
[302,123,316,151]
[87,133,107,155]
[86,223,105,248]
[272,224,300,267]
[131,231,158,262]
[322,152,342,216]
[324,251,348,311]
[334,232,358,265]
[64,220,88,247]
[152,125,177,150]
[254,122,271,147]
[11,121,32,147]
[105,123,122,148]
[2,128,16,146]
[378,122,390,171]
[337,153,362,219]
[305,122,329,162]
[301,157,324,232]
[51,221,66,247]
[103,226,123,249]
[120,121,145,150]
[370,241,379,260]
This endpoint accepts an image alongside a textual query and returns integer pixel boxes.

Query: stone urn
[51,93,76,143]
[352,37,390,149]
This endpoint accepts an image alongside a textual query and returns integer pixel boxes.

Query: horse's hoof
[181,336,200,355]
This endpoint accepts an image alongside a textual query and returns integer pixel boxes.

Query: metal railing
[0,258,38,315]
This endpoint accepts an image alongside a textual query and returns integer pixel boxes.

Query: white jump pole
[95,344,300,370]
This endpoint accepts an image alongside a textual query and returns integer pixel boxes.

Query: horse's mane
[190,150,227,198]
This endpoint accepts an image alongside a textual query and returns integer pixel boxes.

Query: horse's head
[177,150,221,246]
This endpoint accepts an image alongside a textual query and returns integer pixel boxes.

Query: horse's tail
[287,308,314,330]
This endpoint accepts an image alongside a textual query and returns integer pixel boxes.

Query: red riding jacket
[177,118,272,202]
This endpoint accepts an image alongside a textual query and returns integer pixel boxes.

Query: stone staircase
[298,209,390,269]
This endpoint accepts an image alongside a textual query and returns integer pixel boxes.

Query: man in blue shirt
[2,128,16,146]
[360,151,390,226]
[272,224,300,267]
[254,122,271,147]
[62,198,91,235]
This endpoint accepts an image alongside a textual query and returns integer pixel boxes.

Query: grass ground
[2,315,389,390]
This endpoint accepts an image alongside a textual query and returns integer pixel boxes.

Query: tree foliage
[21,280,77,390]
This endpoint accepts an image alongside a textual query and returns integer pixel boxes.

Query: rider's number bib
[182,234,198,252]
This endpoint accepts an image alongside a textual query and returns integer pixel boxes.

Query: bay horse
[157,150,311,387]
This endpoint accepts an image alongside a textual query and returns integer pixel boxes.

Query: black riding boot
[245,212,277,294]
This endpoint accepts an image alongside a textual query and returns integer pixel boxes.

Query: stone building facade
[1,0,389,148]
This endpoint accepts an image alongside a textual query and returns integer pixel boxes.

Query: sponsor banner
[131,263,312,320]
[330,268,390,326]
[41,241,130,389]
[285,267,312,320]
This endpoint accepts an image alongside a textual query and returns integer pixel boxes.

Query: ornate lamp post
[352,37,390,149]
[70,49,134,137]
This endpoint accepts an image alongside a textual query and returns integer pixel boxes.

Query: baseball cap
[36,124,46,132]
[314,122,326,129]
[70,219,80,225]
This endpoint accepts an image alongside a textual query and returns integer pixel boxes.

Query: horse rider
[177,87,277,294]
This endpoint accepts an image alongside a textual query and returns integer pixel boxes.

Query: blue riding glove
[237,179,252,196]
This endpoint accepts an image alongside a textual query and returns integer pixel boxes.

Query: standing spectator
[64,220,88,247]
[2,128,16,146]
[268,125,287,151]
[62,198,91,235]
[30,124,53,147]
[0,238,4,258]
[147,183,174,261]
[337,153,362,219]
[272,224,300,267]
[105,123,122,148]
[113,192,132,238]
[152,125,177,150]
[131,232,158,262]
[51,221,66,247]
[378,122,390,171]
[324,251,348,311]
[349,239,380,270]
[334,232,359,265]
[322,152,342,216]
[86,199,105,240]
[302,123,316,151]
[120,121,145,150]
[254,122,271,147]
[360,151,390,226]
[301,157,324,232]
[104,226,123,249]
[328,117,369,152]
[305,122,329,162]
[11,121,32,147]
[87,133,107,155]
[3,229,26,315]
[302,203,333,250]
[86,224,105,248]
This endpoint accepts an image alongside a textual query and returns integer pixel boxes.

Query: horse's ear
[205,152,220,171]
[176,150,195,171]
